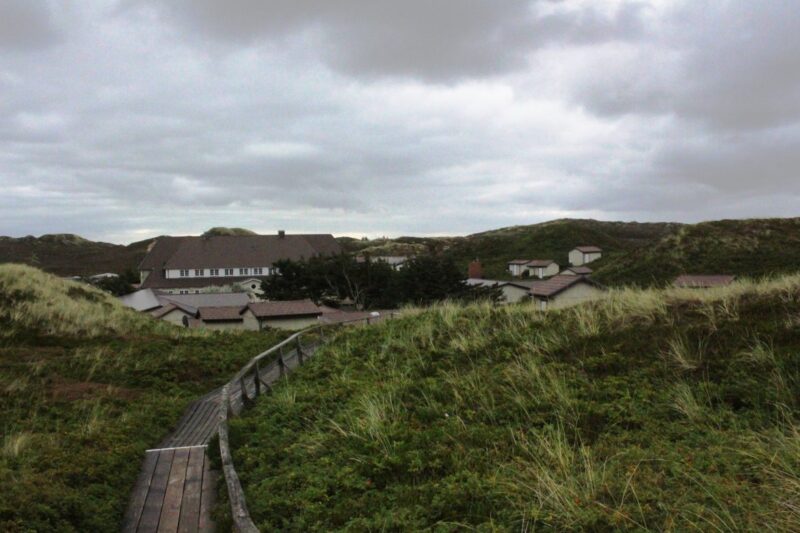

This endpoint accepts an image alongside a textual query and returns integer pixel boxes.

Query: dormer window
[210,268,219,276]
[239,268,248,275]
[179,269,189,277]
[224,268,233,276]
[195,269,204,276]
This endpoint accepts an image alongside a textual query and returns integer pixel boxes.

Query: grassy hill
[340,220,680,279]
[0,234,153,277]
[592,218,800,287]
[228,278,800,530]
[0,264,283,531]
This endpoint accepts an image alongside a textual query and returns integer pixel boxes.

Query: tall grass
[0,263,172,339]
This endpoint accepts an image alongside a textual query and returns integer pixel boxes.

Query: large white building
[138,231,341,295]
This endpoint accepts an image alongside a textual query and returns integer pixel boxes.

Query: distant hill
[5,217,800,285]
[592,217,800,287]
[0,233,153,277]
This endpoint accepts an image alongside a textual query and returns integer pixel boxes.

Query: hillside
[340,219,680,279]
[228,278,800,530]
[0,265,283,531]
[0,234,153,277]
[593,218,800,287]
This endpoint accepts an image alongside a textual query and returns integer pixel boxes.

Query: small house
[568,246,602,266]
[529,275,605,310]
[673,275,735,289]
[560,265,593,276]
[507,259,531,277]
[242,299,323,330]
[524,260,560,279]
[195,306,246,330]
[467,278,532,304]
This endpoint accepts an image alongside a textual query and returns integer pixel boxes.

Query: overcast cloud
[0,0,798,243]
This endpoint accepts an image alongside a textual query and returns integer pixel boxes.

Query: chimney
[278,230,286,239]
[468,259,483,279]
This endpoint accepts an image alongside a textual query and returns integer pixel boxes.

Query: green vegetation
[0,264,283,532]
[592,218,800,287]
[202,227,258,237]
[230,276,800,530]
[262,255,500,309]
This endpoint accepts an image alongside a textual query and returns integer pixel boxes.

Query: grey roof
[119,289,162,312]
[160,292,251,309]
[525,259,556,267]
[564,266,594,275]
[529,275,602,298]
[573,246,602,253]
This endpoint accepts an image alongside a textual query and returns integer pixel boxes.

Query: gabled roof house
[569,246,602,266]
[529,275,605,310]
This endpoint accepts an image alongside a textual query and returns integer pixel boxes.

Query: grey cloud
[0,1,61,50]
[573,1,800,131]
[138,0,647,82]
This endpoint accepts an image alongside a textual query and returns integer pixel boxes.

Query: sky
[1,0,799,244]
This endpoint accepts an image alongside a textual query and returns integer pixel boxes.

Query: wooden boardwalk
[122,345,306,532]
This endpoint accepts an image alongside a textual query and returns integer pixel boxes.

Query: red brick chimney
[468,259,483,279]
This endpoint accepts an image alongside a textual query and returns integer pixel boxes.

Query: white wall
[501,285,530,303]
[165,267,274,279]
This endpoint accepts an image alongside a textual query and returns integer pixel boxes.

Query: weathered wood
[198,454,216,533]
[157,447,190,532]
[177,447,205,533]
[278,346,286,378]
[122,450,160,532]
[138,449,175,531]
[218,386,259,532]
[296,336,304,365]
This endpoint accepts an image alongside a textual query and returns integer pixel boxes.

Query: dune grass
[228,275,800,531]
[0,264,284,532]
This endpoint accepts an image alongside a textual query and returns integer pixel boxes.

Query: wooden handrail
[217,311,397,531]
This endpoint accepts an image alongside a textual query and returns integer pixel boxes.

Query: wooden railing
[217,314,396,532]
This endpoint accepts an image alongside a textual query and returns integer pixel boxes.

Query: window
[239,268,248,275]
[210,268,219,276]
[179,269,189,277]
[179,290,189,295]
[224,268,234,276]
[253,267,263,275]
[195,269,204,276]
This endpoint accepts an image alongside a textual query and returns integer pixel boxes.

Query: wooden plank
[122,450,160,533]
[160,401,202,448]
[177,447,205,533]
[198,455,217,533]
[178,401,210,447]
[138,449,175,532]
[158,447,190,532]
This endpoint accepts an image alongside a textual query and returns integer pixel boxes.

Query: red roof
[673,275,735,288]
[246,299,322,319]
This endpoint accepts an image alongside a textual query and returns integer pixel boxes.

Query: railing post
[278,345,286,378]
[296,336,304,365]
[253,360,261,397]
[239,375,249,405]
[318,324,325,341]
